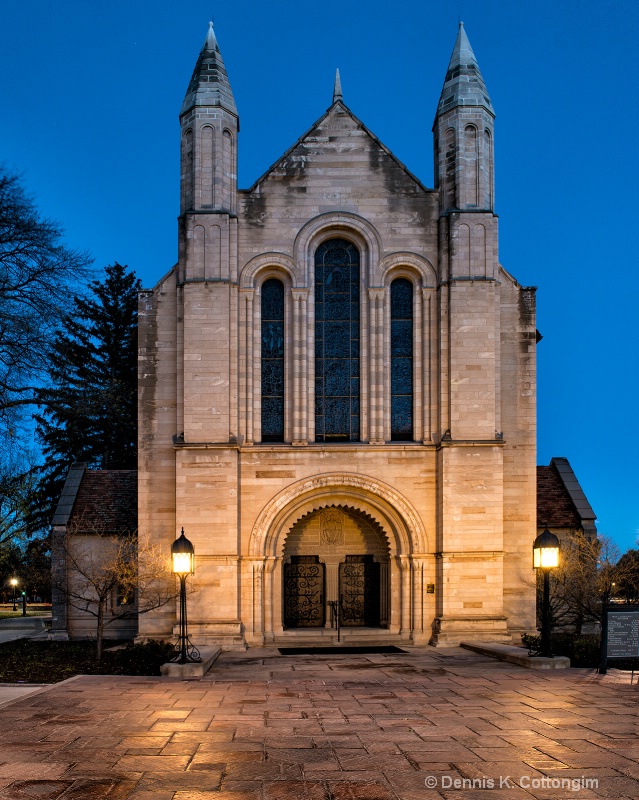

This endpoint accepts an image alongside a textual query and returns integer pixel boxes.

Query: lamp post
[532,528,560,658]
[170,528,201,664]
[10,578,18,612]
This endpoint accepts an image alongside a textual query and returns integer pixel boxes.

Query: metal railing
[328,600,341,643]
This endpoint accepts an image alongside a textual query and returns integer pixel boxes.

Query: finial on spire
[333,68,342,103]
[205,20,219,51]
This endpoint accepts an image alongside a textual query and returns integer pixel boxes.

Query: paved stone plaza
[0,647,637,799]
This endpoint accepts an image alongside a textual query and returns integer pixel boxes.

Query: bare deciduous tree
[0,167,91,425]
[0,465,35,549]
[55,521,178,662]
[548,532,632,633]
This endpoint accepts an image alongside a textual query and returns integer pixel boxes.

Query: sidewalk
[0,683,49,708]
[0,616,51,645]
[0,646,637,799]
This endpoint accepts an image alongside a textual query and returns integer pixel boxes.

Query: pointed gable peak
[332,69,343,103]
[180,20,238,119]
[437,22,494,117]
[246,101,429,196]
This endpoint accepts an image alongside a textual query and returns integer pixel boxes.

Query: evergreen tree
[30,263,140,531]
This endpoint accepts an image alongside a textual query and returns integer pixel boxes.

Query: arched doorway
[282,506,390,629]
[246,472,432,645]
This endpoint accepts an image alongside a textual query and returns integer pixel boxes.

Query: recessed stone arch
[249,472,427,558]
[294,212,382,286]
[240,252,299,289]
[380,252,437,288]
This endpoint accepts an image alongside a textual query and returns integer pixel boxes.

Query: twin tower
[178,22,496,282]
[138,22,537,647]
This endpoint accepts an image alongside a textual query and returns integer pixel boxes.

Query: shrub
[520,632,601,667]
[571,635,600,667]
[0,638,176,682]
[105,639,175,676]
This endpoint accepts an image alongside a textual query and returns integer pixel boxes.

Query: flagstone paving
[0,646,637,799]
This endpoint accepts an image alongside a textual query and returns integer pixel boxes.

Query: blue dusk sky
[1,1,637,551]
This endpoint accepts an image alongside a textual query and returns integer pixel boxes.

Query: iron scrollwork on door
[283,555,325,628]
[339,554,380,626]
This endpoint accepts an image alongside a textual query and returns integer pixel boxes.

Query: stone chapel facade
[137,21,537,648]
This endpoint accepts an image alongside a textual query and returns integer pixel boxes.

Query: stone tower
[178,21,238,443]
[137,21,537,648]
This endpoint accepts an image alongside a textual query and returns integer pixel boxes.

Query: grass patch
[0,611,51,619]
[0,600,51,619]
[0,639,175,683]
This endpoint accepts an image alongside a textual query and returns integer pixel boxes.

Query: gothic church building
[138,22,537,647]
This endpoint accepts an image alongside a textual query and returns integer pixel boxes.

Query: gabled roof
[52,464,137,534]
[52,463,86,527]
[242,100,432,195]
[551,457,596,523]
[537,457,597,535]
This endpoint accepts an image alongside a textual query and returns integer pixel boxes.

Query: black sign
[607,610,639,659]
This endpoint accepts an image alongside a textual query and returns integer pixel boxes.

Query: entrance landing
[278,645,406,655]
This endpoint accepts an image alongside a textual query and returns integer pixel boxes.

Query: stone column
[399,555,412,637]
[248,559,265,643]
[388,557,401,634]
[240,289,255,444]
[423,288,436,443]
[368,288,385,443]
[263,557,278,642]
[292,290,309,445]
[323,554,341,628]
[412,286,423,443]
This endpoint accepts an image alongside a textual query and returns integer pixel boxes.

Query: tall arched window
[261,279,285,442]
[315,239,360,442]
[390,278,413,440]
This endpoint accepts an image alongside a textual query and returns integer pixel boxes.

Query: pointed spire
[204,20,218,52]
[181,20,237,118]
[333,69,343,103]
[437,22,494,116]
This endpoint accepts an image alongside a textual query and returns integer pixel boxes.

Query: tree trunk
[96,596,106,664]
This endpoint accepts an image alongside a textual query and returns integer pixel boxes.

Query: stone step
[160,646,222,678]
[269,628,409,648]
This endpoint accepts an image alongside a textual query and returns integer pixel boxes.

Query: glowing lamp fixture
[170,528,200,665]
[533,528,560,569]
[172,528,195,575]
[531,528,560,659]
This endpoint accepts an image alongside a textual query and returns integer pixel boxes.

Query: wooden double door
[284,554,380,628]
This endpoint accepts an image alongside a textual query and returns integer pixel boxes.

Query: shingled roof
[54,459,594,540]
[537,457,596,536]
[52,464,137,534]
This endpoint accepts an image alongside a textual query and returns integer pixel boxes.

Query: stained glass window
[261,279,284,441]
[315,239,360,442]
[390,278,413,440]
